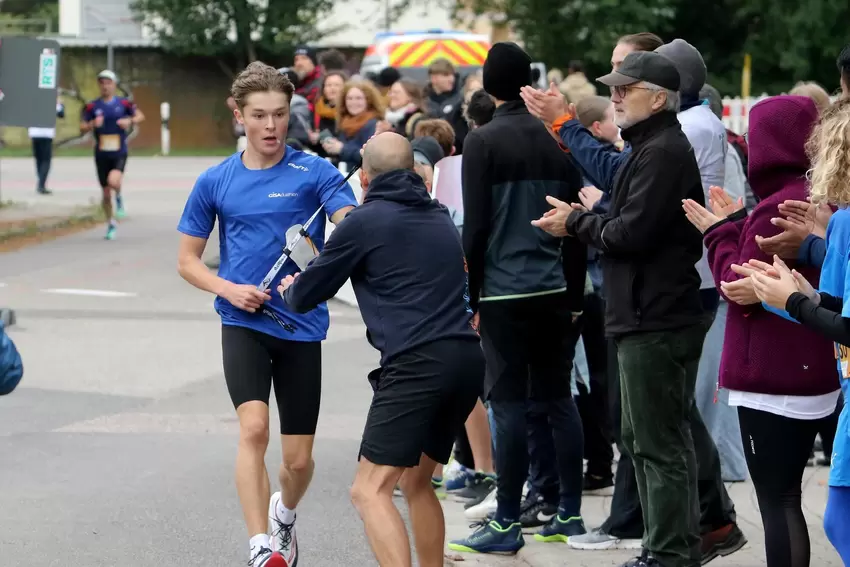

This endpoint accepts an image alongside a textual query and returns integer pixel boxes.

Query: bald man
[280,133,483,567]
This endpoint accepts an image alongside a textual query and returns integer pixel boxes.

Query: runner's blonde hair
[807,97,850,205]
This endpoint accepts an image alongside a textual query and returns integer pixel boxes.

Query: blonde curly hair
[807,97,850,206]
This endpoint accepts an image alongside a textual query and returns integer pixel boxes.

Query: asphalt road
[1,156,844,567]
[0,156,384,567]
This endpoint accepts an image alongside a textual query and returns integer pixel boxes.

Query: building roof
[48,35,159,48]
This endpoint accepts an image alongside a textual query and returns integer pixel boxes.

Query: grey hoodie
[288,93,312,145]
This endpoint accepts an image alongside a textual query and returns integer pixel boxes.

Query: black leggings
[738,406,833,567]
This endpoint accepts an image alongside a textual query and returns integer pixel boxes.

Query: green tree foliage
[465,0,849,96]
[130,0,336,77]
[0,0,58,34]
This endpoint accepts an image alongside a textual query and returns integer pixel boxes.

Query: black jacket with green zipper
[565,110,705,337]
[461,100,586,313]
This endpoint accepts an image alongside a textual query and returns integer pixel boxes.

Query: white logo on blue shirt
[268,192,298,198]
[288,163,309,172]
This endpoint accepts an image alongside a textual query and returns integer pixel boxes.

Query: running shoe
[534,514,587,543]
[445,465,474,493]
[105,224,117,240]
[448,520,525,554]
[568,528,643,550]
[247,546,286,567]
[453,472,496,503]
[518,494,557,529]
[464,486,497,520]
[115,197,126,219]
[268,492,298,566]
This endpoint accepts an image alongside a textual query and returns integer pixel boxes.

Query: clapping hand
[579,186,603,210]
[755,199,832,258]
[708,185,744,218]
[682,199,721,234]
[750,255,818,309]
[520,82,568,126]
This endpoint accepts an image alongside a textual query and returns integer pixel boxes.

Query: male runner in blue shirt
[177,61,357,567]
[81,70,144,240]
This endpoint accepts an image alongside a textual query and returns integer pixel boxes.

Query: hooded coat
[704,95,837,396]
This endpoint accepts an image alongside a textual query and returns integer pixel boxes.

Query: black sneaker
[518,495,558,529]
[621,550,668,567]
[453,472,496,503]
[583,473,615,496]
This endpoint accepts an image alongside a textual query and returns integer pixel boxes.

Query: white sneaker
[464,486,497,520]
[248,546,286,567]
[268,491,298,566]
[567,528,643,550]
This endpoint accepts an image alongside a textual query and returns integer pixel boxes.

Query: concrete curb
[0,206,103,244]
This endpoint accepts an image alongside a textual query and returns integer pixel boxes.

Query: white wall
[317,0,456,48]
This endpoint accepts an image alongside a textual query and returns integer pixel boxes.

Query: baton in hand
[256,162,362,293]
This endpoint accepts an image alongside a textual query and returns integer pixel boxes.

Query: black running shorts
[221,325,322,435]
[360,339,484,468]
[95,153,127,188]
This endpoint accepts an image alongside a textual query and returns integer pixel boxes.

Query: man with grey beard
[532,51,706,567]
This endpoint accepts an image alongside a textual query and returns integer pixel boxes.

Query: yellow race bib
[99,134,121,152]
[836,343,849,379]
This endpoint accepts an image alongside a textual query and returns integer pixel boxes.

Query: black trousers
[575,292,614,479]
[480,294,584,521]
[31,137,53,190]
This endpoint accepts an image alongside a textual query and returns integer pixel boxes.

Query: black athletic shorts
[221,325,322,435]
[95,153,127,188]
[360,338,484,468]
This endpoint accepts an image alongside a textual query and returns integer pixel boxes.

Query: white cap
[97,70,118,82]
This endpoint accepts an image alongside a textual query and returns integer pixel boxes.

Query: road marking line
[41,288,138,298]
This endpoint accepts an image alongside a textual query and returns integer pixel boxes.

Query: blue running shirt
[81,97,137,156]
[178,148,358,341]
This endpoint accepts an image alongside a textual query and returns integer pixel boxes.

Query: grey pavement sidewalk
[443,465,841,566]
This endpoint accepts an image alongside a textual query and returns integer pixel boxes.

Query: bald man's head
[362,132,415,179]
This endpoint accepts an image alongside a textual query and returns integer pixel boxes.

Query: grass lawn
[0,146,236,158]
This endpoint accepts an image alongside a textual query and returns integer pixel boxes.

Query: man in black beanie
[293,46,323,108]
[448,41,588,555]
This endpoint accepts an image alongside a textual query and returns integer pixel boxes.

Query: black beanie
[483,42,532,102]
[294,46,318,66]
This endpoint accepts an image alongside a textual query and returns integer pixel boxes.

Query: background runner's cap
[97,70,118,82]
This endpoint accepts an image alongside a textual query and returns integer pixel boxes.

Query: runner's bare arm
[177,234,231,296]
[330,206,354,224]
[131,108,145,124]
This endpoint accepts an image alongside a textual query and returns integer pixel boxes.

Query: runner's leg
[268,340,321,563]
[221,327,275,542]
[108,156,127,218]
[465,399,495,473]
[95,156,113,224]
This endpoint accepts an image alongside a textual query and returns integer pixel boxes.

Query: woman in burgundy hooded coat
[683,95,841,567]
